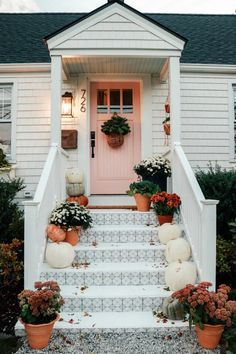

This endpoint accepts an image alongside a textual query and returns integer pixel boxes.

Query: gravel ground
[15,330,220,354]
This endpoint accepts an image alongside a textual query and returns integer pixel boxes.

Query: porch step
[90,210,157,225]
[15,311,188,335]
[74,242,166,263]
[40,262,166,286]
[61,285,170,312]
[88,195,135,207]
[81,224,158,243]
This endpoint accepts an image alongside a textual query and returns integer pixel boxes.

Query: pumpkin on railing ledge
[101,112,131,148]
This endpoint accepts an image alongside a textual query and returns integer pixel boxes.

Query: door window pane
[110,90,120,113]
[97,90,108,113]
[122,89,133,113]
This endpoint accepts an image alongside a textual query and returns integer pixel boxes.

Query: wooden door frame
[79,74,152,196]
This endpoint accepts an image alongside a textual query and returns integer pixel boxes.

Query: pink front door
[90,82,141,194]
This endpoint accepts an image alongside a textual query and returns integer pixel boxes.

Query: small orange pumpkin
[46,224,66,242]
[66,195,89,206]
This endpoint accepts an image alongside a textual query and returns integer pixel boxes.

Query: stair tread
[15,311,188,331]
[86,224,158,230]
[74,242,164,251]
[41,262,166,273]
[60,284,171,298]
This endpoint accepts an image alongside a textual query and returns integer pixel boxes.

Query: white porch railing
[23,144,68,289]
[172,143,218,289]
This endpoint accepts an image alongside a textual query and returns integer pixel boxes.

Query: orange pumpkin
[46,224,66,242]
[66,195,89,206]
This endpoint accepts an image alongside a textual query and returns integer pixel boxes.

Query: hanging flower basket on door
[101,113,131,148]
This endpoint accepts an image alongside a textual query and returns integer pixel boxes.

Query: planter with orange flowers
[151,192,181,225]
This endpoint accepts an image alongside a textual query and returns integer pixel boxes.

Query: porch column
[169,56,181,144]
[50,55,62,146]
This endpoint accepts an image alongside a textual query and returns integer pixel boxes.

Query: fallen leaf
[92,240,98,247]
[83,311,92,317]
[68,319,74,324]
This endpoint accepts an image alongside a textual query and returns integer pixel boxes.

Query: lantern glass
[62,92,72,116]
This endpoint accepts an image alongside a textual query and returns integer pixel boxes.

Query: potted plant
[18,281,64,349]
[101,112,131,148]
[151,191,181,225]
[163,117,171,136]
[133,155,171,191]
[49,202,92,245]
[127,180,159,212]
[172,282,236,350]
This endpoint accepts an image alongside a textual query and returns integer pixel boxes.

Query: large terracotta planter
[195,324,224,350]
[157,214,173,225]
[20,314,59,349]
[134,193,151,212]
[65,227,81,246]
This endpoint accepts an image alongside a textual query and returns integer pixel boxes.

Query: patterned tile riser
[91,212,157,226]
[80,228,158,244]
[62,297,163,312]
[40,270,166,286]
[74,249,166,263]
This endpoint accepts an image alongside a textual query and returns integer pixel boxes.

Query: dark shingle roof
[0,12,235,65]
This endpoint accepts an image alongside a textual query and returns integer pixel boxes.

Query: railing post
[200,199,219,290]
[23,202,39,289]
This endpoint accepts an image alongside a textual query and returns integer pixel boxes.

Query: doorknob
[90,131,95,158]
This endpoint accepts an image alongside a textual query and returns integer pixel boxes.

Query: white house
[3,0,235,339]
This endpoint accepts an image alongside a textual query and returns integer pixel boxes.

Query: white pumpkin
[165,238,191,263]
[45,242,75,269]
[66,168,83,184]
[158,223,182,244]
[66,183,84,197]
[165,260,197,291]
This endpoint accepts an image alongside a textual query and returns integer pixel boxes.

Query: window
[234,86,236,156]
[0,85,12,156]
[97,88,133,114]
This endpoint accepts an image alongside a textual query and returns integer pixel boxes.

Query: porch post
[51,55,62,146]
[169,56,181,144]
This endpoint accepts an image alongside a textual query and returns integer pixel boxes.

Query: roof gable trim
[46,3,186,52]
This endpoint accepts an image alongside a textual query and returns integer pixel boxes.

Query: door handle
[91,131,95,158]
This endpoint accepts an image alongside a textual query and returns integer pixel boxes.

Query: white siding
[55,13,179,51]
[151,76,170,155]
[180,72,236,169]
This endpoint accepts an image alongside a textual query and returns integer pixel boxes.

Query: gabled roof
[0,12,235,65]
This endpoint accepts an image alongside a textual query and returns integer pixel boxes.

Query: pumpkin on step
[66,183,84,197]
[46,224,66,242]
[165,260,197,291]
[45,242,75,269]
[158,223,182,244]
[67,195,89,206]
[165,238,191,262]
[66,168,83,184]
[162,297,185,320]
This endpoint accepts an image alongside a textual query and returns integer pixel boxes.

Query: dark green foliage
[101,114,131,136]
[0,178,25,242]
[127,180,159,197]
[196,163,236,239]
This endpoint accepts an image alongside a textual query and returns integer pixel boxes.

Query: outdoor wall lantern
[62,92,73,116]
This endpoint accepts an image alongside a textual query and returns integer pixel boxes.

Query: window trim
[0,79,17,163]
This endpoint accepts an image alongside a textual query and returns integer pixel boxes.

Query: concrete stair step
[61,284,171,312]
[74,242,166,263]
[40,262,166,286]
[90,210,157,225]
[81,224,158,243]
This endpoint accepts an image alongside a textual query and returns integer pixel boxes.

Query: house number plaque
[80,89,86,112]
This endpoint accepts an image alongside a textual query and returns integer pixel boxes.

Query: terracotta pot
[65,227,81,246]
[107,134,124,148]
[134,193,151,212]
[157,214,173,225]
[163,123,171,135]
[20,314,59,349]
[195,324,224,349]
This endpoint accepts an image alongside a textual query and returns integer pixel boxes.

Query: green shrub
[196,163,236,239]
[127,180,159,197]
[0,178,25,242]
